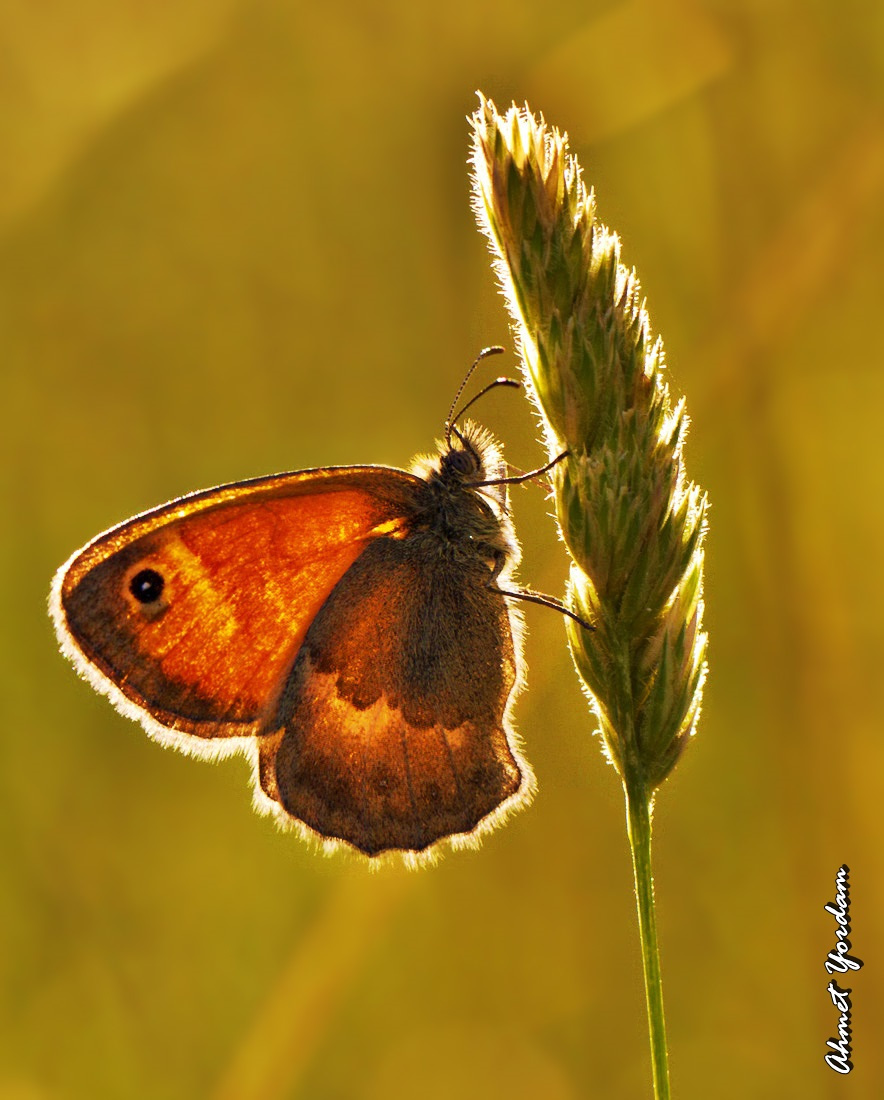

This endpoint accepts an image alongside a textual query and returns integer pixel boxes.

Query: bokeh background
[2,1,882,1097]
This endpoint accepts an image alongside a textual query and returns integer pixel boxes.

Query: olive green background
[2,2,882,1097]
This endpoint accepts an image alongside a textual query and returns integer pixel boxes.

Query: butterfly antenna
[452,376,521,430]
[445,346,506,449]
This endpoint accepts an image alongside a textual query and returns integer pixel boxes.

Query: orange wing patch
[126,492,393,717]
[55,472,418,739]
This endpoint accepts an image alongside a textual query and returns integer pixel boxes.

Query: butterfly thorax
[405,426,517,570]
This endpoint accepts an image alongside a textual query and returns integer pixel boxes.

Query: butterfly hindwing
[257,534,530,855]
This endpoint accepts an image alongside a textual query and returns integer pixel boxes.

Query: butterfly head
[411,420,506,498]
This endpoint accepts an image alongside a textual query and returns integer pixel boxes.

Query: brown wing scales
[261,537,526,855]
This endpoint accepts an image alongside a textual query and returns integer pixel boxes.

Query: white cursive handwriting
[824,864,863,974]
[824,865,861,1073]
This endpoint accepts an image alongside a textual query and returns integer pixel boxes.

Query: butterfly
[50,349,577,860]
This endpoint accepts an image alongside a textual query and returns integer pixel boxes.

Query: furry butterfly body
[51,423,534,859]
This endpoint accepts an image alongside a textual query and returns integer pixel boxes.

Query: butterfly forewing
[53,467,422,739]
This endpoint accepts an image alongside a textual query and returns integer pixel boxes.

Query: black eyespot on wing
[129,568,165,604]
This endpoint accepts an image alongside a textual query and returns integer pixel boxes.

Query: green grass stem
[626,779,671,1099]
[470,94,709,1099]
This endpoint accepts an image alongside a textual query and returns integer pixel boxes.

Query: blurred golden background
[2,1,882,1097]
